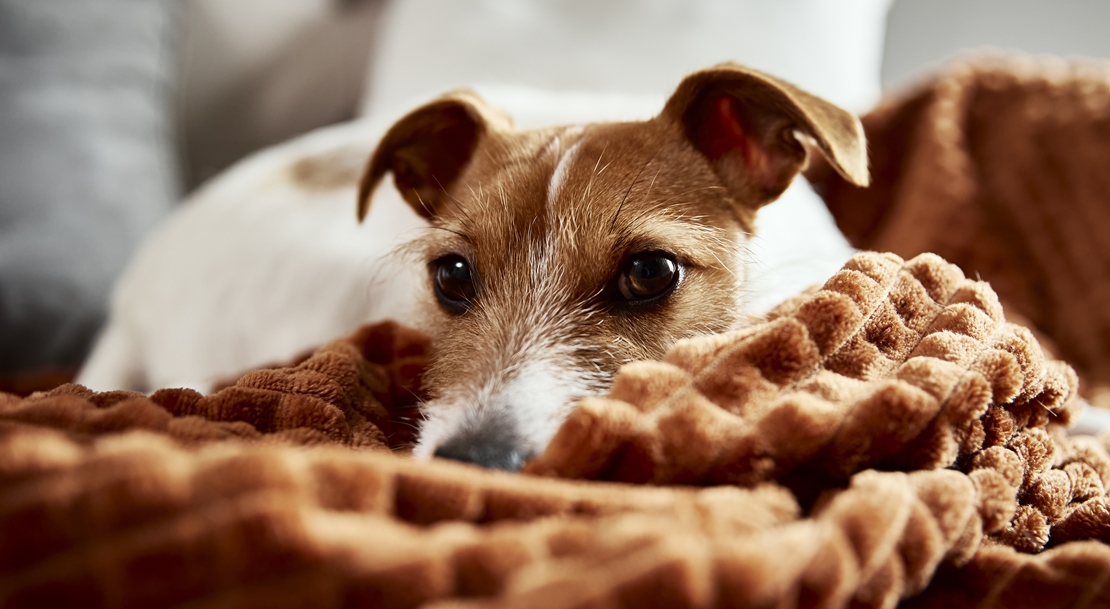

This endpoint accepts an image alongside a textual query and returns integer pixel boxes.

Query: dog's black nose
[434,434,534,471]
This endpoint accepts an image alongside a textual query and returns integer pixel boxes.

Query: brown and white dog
[358,63,867,469]
[78,63,867,471]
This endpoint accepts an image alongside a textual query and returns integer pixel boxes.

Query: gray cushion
[0,0,178,372]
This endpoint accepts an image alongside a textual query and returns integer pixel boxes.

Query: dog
[358,63,867,469]
[78,63,867,471]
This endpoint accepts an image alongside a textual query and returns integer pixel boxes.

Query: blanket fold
[806,53,1110,407]
[526,252,1077,499]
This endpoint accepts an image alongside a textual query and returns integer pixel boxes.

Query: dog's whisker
[428,225,470,240]
[654,185,727,209]
[611,148,660,230]
[591,144,608,174]
[708,250,739,281]
[579,143,609,206]
[431,175,461,206]
[497,181,509,213]
[413,190,434,218]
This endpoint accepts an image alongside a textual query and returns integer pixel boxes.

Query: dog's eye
[432,255,476,313]
[617,252,680,303]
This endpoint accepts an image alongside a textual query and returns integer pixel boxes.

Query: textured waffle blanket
[9,55,1110,608]
[808,54,1110,408]
[4,251,1110,609]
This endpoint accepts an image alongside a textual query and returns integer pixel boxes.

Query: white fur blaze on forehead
[546,138,582,209]
[412,349,608,459]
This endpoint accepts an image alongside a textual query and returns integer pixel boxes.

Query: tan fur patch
[288,147,369,191]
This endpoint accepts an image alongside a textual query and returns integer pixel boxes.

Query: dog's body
[76,121,428,393]
[79,65,867,470]
[77,88,668,393]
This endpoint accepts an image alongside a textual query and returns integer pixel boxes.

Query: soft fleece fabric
[808,53,1110,409]
[4,252,1110,609]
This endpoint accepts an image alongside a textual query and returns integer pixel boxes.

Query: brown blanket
[807,53,1110,408]
[3,251,1110,609]
[7,56,1110,608]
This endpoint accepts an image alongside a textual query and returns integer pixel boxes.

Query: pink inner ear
[701,96,772,184]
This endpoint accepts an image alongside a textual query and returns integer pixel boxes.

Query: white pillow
[360,0,892,118]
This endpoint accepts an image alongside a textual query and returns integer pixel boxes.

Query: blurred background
[1,0,1109,387]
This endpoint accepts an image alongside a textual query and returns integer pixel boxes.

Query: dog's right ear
[662,63,868,210]
[358,91,509,221]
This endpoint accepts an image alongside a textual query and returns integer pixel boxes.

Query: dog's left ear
[662,63,869,208]
[358,90,510,221]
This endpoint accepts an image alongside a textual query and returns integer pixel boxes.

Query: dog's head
[359,64,868,470]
